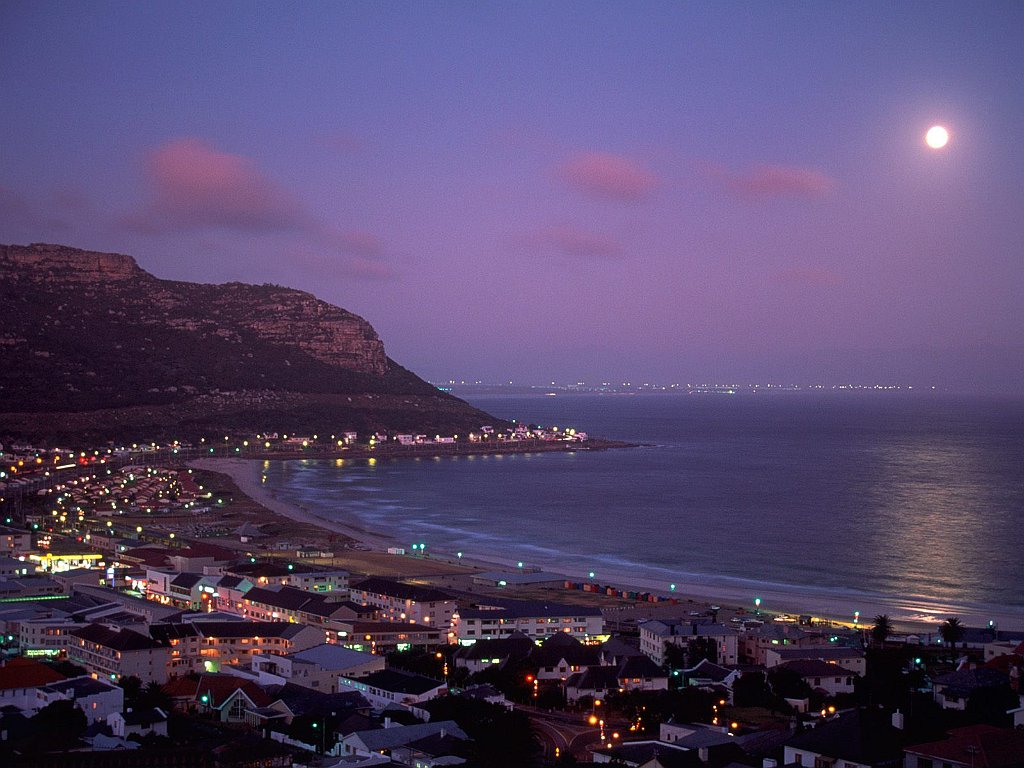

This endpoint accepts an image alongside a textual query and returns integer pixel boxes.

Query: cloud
[772,266,841,287]
[560,151,658,200]
[534,225,624,258]
[711,163,835,199]
[126,137,306,233]
[327,229,385,259]
[119,137,395,280]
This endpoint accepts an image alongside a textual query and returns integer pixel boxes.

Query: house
[565,655,669,703]
[783,708,905,768]
[35,675,123,723]
[338,668,446,710]
[0,656,66,709]
[904,724,1024,768]
[456,599,604,643]
[67,623,171,684]
[108,707,169,739]
[776,658,859,696]
[681,658,740,699]
[163,673,274,722]
[530,633,602,681]
[933,667,1011,710]
[765,645,866,676]
[340,721,468,759]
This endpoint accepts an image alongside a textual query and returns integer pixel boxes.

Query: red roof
[0,657,67,690]
[906,725,1024,768]
[163,673,272,708]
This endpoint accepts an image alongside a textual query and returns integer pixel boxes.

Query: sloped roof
[347,721,467,752]
[530,634,600,667]
[567,665,620,691]
[618,655,666,679]
[163,673,273,708]
[785,709,905,765]
[906,724,1024,768]
[684,659,734,682]
[0,656,66,690]
[453,632,535,661]
[933,666,1010,693]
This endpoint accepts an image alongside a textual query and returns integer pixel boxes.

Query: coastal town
[1,431,1023,767]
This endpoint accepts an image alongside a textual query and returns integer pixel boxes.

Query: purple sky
[2,2,1022,389]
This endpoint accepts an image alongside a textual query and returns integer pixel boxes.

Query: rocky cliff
[0,243,497,443]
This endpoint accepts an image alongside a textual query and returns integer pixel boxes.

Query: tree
[732,670,773,708]
[139,680,172,712]
[423,697,541,768]
[871,615,893,647]
[939,617,965,650]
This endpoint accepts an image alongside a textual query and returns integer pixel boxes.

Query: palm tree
[871,614,893,647]
[939,617,965,649]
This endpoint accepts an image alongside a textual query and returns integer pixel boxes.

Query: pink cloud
[119,137,396,280]
[535,225,624,258]
[560,151,658,200]
[711,163,835,199]
[128,137,306,232]
[772,266,841,287]
[327,229,385,258]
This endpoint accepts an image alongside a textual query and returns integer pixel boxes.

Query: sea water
[259,393,1024,625]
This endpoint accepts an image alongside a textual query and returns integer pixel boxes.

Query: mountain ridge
[0,243,500,444]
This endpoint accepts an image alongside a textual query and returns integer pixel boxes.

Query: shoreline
[190,456,1024,633]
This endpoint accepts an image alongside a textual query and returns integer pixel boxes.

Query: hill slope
[0,243,498,444]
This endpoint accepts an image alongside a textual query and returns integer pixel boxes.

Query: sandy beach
[191,456,1024,633]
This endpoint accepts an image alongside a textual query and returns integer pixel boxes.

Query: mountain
[0,243,500,444]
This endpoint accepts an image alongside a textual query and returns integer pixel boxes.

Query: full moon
[925,125,950,149]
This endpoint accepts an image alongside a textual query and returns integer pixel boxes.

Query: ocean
[259,393,1024,627]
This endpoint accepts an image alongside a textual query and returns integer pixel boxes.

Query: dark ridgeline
[0,243,500,444]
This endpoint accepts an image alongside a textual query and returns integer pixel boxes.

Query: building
[456,599,604,643]
[932,667,1011,711]
[783,709,905,768]
[349,578,456,630]
[251,643,385,691]
[776,659,858,697]
[338,669,447,710]
[0,657,66,709]
[151,620,324,674]
[638,619,739,666]
[765,645,866,676]
[67,623,171,684]
[35,676,123,723]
